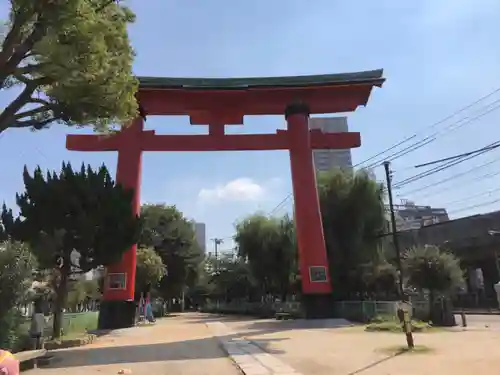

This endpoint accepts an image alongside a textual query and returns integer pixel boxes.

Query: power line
[412,143,500,169]
[392,140,500,189]
[448,197,500,216]
[364,99,500,170]
[397,147,500,195]
[439,186,500,208]
[355,86,500,168]
[268,194,292,216]
[410,168,500,201]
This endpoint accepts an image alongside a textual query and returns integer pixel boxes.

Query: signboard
[107,273,127,290]
[309,266,328,283]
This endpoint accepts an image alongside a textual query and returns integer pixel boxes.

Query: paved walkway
[208,321,301,375]
[31,314,241,375]
[220,316,500,375]
[29,313,500,375]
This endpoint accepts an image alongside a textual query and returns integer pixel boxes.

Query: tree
[0,240,37,349]
[139,204,204,302]
[234,214,298,300]
[207,254,258,302]
[66,279,100,311]
[0,0,138,133]
[135,247,167,298]
[1,162,141,338]
[403,245,464,315]
[317,169,387,299]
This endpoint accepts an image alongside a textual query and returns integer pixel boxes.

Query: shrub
[0,241,37,350]
[365,315,432,333]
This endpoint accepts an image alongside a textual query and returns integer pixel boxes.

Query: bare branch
[29,97,51,106]
[15,64,41,75]
[0,77,51,132]
[11,117,57,130]
[0,4,48,87]
[0,6,33,68]
[14,104,52,120]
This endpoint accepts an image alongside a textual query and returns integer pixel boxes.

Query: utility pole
[211,238,224,269]
[383,161,404,298]
[384,160,414,350]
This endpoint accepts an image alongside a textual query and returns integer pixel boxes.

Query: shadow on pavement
[45,336,229,368]
[346,350,406,375]
[183,314,258,324]
[240,318,355,334]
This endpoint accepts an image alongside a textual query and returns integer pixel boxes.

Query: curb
[44,333,97,350]
[207,321,301,375]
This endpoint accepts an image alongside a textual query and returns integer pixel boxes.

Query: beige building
[309,117,353,173]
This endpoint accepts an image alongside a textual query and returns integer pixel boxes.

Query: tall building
[390,200,449,231]
[309,117,353,173]
[192,221,207,252]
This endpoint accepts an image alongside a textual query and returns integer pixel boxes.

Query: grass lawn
[365,315,436,333]
[62,312,98,337]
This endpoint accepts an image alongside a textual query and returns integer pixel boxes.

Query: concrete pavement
[28,313,500,375]
[31,314,242,375]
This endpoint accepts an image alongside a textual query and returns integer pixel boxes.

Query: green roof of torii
[138,69,384,90]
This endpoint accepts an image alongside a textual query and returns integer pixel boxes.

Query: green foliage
[207,255,258,301]
[234,214,298,300]
[63,311,98,336]
[1,162,141,338]
[0,0,138,133]
[66,279,100,310]
[139,204,204,299]
[2,162,141,274]
[365,315,432,333]
[403,245,464,294]
[317,168,387,299]
[0,240,37,350]
[135,247,167,296]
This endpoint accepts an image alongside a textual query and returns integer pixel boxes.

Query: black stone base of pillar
[302,294,335,319]
[98,300,137,330]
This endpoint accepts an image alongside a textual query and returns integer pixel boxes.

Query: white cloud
[197,177,278,203]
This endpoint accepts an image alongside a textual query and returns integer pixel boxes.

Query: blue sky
[1,0,500,254]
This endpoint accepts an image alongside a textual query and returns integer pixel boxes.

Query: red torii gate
[66,70,384,328]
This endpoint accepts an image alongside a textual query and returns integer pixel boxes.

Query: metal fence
[203,299,430,322]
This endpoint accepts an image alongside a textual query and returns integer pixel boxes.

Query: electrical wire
[409,168,500,201]
[268,194,292,216]
[438,186,500,208]
[271,89,500,218]
[447,197,500,216]
[397,150,500,196]
[354,86,500,168]
[364,99,500,170]
[392,140,500,189]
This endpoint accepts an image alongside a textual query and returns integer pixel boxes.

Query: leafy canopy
[1,162,142,274]
[135,247,167,296]
[317,168,387,298]
[234,214,298,299]
[0,0,138,133]
[403,245,464,293]
[139,204,204,299]
[0,240,37,349]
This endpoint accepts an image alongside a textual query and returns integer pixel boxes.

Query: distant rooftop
[138,69,384,90]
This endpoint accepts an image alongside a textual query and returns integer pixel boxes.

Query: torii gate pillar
[286,103,332,317]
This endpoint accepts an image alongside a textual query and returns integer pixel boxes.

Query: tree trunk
[52,268,69,339]
[428,290,435,322]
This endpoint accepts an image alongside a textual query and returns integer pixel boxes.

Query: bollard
[461,309,467,327]
[397,306,414,349]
